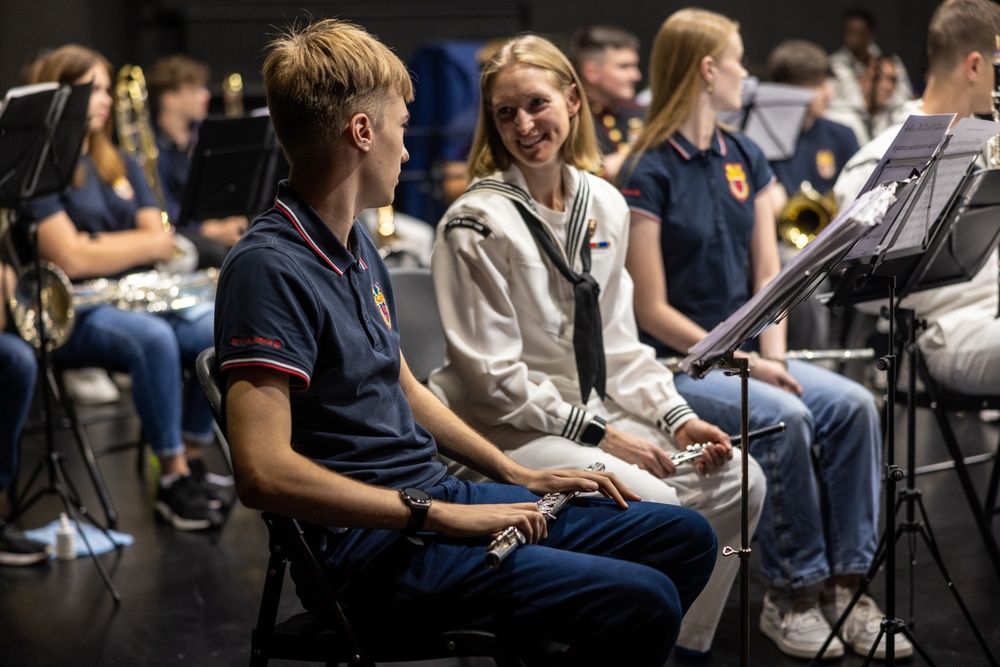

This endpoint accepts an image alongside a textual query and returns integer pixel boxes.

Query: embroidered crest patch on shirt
[816,150,836,180]
[372,282,391,330]
[724,163,749,202]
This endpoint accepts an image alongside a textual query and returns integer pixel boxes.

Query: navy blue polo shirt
[155,126,190,226]
[215,182,447,490]
[621,128,774,356]
[22,153,158,234]
[769,117,858,196]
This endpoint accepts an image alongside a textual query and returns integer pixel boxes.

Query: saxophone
[10,262,218,349]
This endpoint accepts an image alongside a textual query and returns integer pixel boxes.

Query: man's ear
[580,60,600,86]
[349,112,373,152]
[965,50,986,82]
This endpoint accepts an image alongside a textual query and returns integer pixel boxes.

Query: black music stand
[0,82,122,603]
[678,187,892,667]
[719,81,815,160]
[819,120,1000,667]
[177,114,284,227]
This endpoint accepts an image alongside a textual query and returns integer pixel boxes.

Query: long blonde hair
[630,8,739,160]
[467,34,601,179]
[32,44,125,187]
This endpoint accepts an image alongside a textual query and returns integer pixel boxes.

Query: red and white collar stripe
[275,198,344,276]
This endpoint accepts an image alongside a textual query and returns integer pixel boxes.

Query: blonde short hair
[467,34,600,179]
[262,18,414,164]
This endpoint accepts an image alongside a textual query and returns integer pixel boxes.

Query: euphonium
[777,181,838,250]
[10,262,219,350]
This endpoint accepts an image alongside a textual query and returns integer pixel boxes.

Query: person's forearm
[402,369,521,483]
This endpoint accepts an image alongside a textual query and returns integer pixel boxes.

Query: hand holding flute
[485,462,605,568]
[671,422,786,466]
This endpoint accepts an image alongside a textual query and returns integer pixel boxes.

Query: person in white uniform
[428,33,765,659]
[835,0,1000,396]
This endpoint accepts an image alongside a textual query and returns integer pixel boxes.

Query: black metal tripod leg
[48,367,119,529]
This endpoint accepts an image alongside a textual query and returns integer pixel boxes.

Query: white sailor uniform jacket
[428,164,696,448]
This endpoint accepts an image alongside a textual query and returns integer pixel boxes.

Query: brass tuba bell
[777,181,838,250]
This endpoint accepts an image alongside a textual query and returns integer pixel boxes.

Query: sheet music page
[890,153,978,252]
[941,116,998,155]
[858,114,954,194]
[723,83,814,160]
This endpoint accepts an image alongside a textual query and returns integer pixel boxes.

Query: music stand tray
[719,81,815,161]
[177,114,282,225]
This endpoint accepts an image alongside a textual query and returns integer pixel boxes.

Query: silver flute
[485,462,605,568]
[671,422,786,466]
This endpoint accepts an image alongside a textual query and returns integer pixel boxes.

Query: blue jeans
[301,477,717,666]
[674,360,881,589]
[53,304,215,458]
[0,333,37,490]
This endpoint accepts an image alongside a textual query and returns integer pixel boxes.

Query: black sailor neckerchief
[466,175,606,404]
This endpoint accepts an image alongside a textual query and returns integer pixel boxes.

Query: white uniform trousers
[462,401,766,653]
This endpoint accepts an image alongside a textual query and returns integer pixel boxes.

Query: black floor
[2,396,999,667]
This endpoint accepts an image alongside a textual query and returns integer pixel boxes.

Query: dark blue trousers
[306,476,717,666]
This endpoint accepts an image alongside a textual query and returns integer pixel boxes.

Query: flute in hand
[671,422,786,466]
[485,462,605,568]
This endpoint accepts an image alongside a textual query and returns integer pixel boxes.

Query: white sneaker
[62,367,121,405]
[822,585,914,660]
[760,591,845,659]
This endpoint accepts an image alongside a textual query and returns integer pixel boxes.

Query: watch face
[404,487,431,504]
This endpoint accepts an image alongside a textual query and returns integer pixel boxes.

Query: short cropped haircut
[842,8,877,31]
[568,25,641,69]
[927,0,1000,74]
[261,18,414,164]
[467,34,601,179]
[146,54,211,113]
[768,40,831,86]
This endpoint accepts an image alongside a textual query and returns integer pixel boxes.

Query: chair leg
[920,360,1000,581]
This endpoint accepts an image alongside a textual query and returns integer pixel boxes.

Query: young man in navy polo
[213,19,717,665]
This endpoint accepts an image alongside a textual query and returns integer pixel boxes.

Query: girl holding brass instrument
[20,45,224,531]
[620,9,905,660]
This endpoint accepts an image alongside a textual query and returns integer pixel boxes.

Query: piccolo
[671,422,786,466]
[485,462,606,568]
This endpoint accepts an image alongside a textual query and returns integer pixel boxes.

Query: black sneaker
[187,458,235,510]
[0,529,51,566]
[155,474,225,531]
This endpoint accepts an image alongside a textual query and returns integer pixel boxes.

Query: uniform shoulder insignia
[444,210,493,237]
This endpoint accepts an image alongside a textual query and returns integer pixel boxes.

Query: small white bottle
[56,513,76,561]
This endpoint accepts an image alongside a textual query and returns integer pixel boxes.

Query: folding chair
[195,347,561,666]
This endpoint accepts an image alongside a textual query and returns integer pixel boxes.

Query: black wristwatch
[580,416,608,447]
[399,487,432,534]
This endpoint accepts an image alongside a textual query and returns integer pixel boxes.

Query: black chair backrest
[195,347,226,432]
